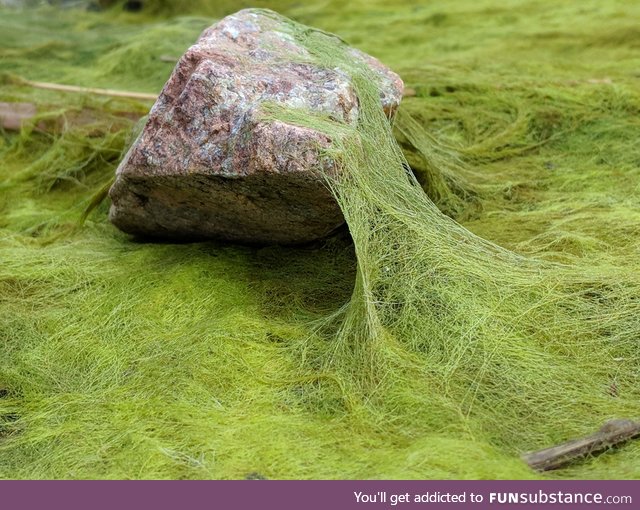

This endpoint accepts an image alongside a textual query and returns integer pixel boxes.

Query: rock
[109,8,403,244]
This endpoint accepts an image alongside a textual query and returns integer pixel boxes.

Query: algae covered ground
[1,0,640,479]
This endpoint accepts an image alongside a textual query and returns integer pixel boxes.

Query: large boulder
[109,8,403,244]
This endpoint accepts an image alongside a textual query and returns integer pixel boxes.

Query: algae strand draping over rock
[108,9,403,244]
[226,10,640,443]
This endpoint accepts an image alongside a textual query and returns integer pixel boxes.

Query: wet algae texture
[1,0,640,479]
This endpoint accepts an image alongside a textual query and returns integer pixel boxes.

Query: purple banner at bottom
[1,480,638,509]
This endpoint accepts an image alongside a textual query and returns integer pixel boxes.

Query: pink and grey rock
[109,8,403,244]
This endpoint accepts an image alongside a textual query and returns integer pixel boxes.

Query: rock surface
[109,8,403,244]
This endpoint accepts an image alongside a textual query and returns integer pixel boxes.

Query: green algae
[1,0,640,480]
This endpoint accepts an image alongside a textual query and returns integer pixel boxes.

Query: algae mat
[1,0,639,479]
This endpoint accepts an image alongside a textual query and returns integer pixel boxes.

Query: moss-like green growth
[1,0,639,479]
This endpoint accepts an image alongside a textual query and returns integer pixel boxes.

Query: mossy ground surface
[1,0,639,479]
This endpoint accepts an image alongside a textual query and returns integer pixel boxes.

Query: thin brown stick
[522,419,640,471]
[24,79,158,101]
